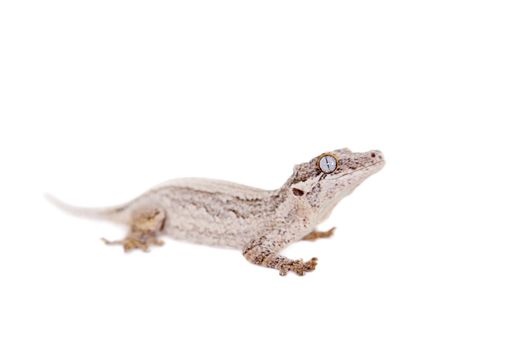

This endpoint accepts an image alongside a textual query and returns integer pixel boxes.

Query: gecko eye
[318,153,338,174]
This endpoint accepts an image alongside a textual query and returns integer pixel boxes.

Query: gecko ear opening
[292,188,304,196]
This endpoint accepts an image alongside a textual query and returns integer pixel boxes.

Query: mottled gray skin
[48,148,384,276]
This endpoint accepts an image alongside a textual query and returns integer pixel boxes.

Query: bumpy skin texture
[48,148,385,276]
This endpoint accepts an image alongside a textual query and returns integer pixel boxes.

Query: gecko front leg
[302,227,336,241]
[243,234,318,276]
[102,208,166,252]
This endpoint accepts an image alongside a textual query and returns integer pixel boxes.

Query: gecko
[47,148,384,276]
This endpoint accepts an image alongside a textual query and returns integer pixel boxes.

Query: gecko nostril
[371,152,376,158]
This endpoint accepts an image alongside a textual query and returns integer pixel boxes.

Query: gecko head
[285,148,385,212]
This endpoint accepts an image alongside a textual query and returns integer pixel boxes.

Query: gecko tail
[45,194,130,224]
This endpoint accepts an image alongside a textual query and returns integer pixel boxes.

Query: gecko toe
[277,258,318,276]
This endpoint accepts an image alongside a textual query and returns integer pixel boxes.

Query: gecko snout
[370,150,384,161]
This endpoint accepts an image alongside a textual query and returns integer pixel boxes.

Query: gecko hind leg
[302,227,336,241]
[102,208,166,252]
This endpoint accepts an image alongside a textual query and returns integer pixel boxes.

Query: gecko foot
[278,257,318,276]
[102,234,164,252]
[302,227,336,241]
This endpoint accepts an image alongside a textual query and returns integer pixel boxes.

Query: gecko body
[49,148,384,276]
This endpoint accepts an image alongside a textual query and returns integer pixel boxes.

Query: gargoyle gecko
[48,148,384,276]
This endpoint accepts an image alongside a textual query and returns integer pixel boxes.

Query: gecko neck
[274,182,321,215]
[276,176,356,218]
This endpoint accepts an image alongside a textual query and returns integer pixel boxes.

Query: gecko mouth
[326,160,385,181]
[354,160,385,174]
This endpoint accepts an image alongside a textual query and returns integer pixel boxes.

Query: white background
[0,1,524,349]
